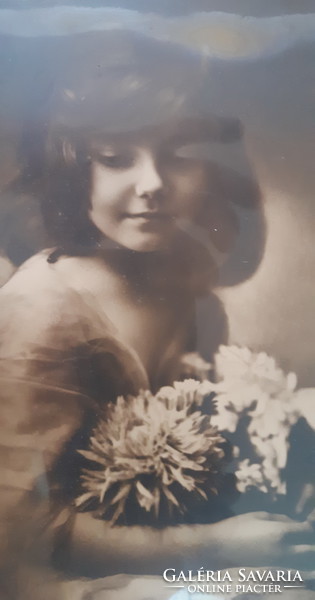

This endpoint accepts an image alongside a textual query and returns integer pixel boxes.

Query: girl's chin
[121,238,168,253]
[113,232,174,253]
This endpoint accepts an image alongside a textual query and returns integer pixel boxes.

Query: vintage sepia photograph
[0,2,315,599]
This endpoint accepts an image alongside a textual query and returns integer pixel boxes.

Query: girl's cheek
[178,181,207,219]
[176,170,206,196]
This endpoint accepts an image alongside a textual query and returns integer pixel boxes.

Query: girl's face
[88,127,209,252]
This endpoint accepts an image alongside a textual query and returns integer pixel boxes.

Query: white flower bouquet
[212,346,315,499]
[76,346,315,525]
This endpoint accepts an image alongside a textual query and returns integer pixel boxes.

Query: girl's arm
[66,510,315,576]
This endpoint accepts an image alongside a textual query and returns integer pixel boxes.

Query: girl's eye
[94,150,135,169]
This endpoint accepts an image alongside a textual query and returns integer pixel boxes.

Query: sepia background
[0,2,314,385]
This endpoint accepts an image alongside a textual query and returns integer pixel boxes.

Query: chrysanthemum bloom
[76,383,229,525]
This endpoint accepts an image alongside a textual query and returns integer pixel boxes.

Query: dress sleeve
[0,256,151,599]
[0,281,95,574]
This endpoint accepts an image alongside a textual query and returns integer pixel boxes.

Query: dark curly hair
[3,30,263,280]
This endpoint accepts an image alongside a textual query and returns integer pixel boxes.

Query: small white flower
[180,352,212,380]
[211,402,239,433]
[235,460,268,494]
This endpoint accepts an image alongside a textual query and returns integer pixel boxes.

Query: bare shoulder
[0,251,94,354]
[3,250,72,297]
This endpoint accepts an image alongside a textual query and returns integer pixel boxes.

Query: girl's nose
[135,153,164,199]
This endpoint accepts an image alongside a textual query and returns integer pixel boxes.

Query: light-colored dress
[0,251,151,599]
[1,253,313,600]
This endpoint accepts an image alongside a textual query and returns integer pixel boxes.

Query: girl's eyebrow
[89,141,135,157]
[90,139,122,149]
[93,145,121,154]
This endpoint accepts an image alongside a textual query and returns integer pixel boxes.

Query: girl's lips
[125,212,174,220]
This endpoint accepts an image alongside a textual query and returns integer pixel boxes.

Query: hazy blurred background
[0,2,314,385]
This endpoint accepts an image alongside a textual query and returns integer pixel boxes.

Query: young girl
[0,30,313,595]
